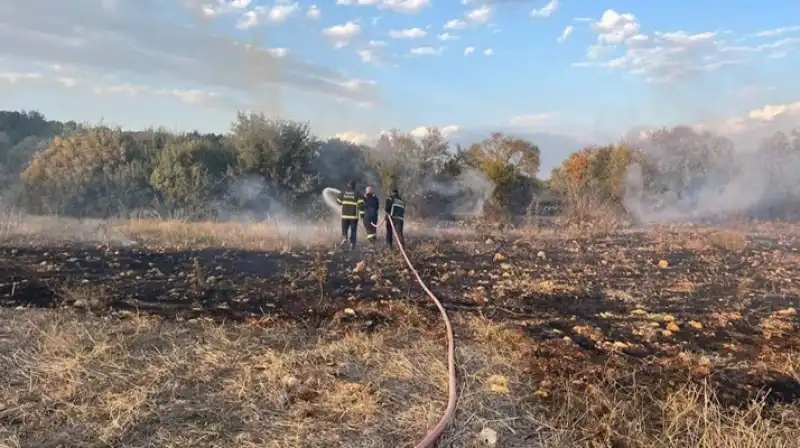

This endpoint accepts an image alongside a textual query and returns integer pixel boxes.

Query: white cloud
[0,71,42,84]
[444,19,467,29]
[530,0,558,18]
[438,32,459,41]
[0,65,244,108]
[236,2,299,29]
[466,6,491,24]
[572,9,796,83]
[591,10,640,45]
[410,46,443,56]
[557,25,573,43]
[333,131,371,144]
[409,124,460,138]
[0,1,375,106]
[483,48,493,56]
[322,21,361,48]
[307,4,321,19]
[335,0,430,14]
[464,46,475,55]
[197,0,252,17]
[158,88,222,105]
[266,47,289,58]
[746,25,800,38]
[383,0,431,13]
[93,83,143,96]
[358,40,386,64]
[389,27,426,39]
[706,100,800,143]
[444,4,491,31]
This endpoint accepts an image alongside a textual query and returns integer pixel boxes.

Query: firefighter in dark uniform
[336,180,360,250]
[384,188,405,248]
[359,185,380,244]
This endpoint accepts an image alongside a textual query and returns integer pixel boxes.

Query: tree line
[1,109,798,222]
[0,110,542,221]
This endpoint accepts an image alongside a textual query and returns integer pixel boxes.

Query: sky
[1,0,800,166]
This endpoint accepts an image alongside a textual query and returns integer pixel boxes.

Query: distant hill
[447,128,588,178]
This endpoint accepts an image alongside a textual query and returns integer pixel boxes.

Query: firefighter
[359,185,380,244]
[336,180,360,250]
[384,188,405,249]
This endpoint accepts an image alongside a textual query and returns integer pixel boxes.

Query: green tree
[21,126,154,216]
[230,112,321,214]
[149,138,235,210]
[466,132,541,215]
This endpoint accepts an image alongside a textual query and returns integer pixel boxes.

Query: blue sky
[1,0,799,159]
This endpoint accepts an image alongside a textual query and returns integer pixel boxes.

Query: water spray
[322,187,341,213]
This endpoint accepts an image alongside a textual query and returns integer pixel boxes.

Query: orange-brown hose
[381,216,458,447]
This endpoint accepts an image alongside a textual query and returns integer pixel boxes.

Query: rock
[479,428,498,446]
[493,253,505,262]
[537,251,546,259]
[688,320,703,329]
[485,238,493,244]
[658,259,669,268]
[343,308,356,316]
[666,322,680,332]
[353,261,366,273]
[776,307,797,317]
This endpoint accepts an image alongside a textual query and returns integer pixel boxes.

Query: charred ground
[1,221,799,447]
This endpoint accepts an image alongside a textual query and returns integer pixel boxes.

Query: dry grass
[1,215,800,446]
[0,306,798,447]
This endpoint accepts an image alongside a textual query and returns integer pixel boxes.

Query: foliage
[229,112,320,213]
[6,108,800,222]
[466,132,540,215]
[149,138,235,209]
[21,127,154,216]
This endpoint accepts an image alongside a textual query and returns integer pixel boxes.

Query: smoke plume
[622,128,800,223]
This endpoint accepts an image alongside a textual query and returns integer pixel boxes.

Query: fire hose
[322,187,457,445]
[374,215,458,447]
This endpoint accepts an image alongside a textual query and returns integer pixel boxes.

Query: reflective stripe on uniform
[340,191,360,218]
[390,200,405,218]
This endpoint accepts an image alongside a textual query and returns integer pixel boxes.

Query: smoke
[213,176,292,222]
[622,128,800,223]
[424,169,493,217]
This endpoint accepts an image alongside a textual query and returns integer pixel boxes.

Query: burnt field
[0,219,799,447]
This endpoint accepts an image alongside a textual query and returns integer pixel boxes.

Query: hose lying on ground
[322,187,458,446]
[384,215,459,448]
